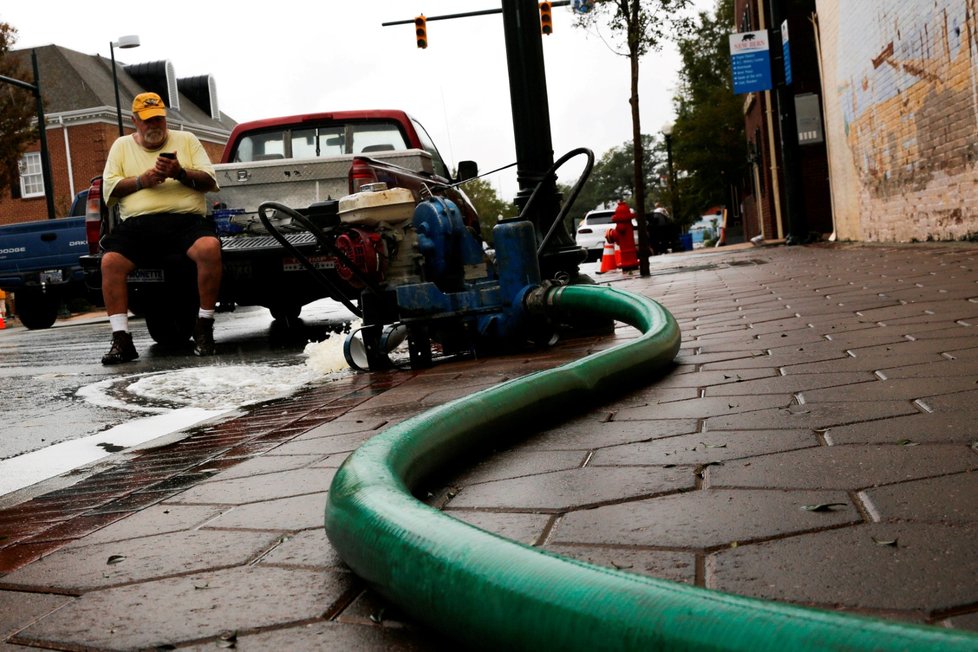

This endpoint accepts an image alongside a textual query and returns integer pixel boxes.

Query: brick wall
[817,0,978,241]
[0,123,227,227]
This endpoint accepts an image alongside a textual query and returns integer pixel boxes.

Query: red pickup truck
[81,110,480,345]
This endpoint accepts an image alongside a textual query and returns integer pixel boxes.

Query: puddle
[78,336,354,414]
[0,336,354,499]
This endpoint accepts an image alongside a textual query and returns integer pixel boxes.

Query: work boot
[193,317,215,356]
[101,331,138,365]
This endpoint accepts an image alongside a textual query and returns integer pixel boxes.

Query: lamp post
[110,35,140,137]
[661,122,678,223]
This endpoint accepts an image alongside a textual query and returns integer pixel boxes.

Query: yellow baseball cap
[132,92,166,120]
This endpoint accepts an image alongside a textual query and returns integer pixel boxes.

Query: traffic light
[539,2,553,35]
[415,15,427,49]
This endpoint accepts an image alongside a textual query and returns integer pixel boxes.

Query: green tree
[575,0,693,275]
[670,0,746,222]
[562,134,666,229]
[460,176,516,243]
[0,23,38,196]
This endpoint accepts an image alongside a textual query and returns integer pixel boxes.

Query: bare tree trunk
[626,0,651,276]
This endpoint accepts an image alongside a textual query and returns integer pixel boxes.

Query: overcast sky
[3,1,713,203]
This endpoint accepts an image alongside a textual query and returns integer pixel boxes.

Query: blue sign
[782,20,792,85]
[729,30,773,94]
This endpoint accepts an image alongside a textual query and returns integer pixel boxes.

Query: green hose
[324,285,977,651]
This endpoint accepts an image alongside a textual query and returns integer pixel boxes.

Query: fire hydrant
[612,201,638,271]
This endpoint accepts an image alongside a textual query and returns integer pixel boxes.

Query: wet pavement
[1,241,978,649]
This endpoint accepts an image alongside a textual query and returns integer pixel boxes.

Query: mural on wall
[837,0,977,204]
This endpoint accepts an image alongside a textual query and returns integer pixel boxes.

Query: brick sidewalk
[1,242,977,649]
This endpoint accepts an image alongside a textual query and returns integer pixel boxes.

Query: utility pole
[0,49,56,220]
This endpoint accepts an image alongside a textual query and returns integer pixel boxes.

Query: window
[18,152,44,198]
[232,121,409,162]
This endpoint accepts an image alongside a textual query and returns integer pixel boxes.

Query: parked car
[575,208,638,261]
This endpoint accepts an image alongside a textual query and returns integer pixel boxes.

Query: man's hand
[154,153,182,179]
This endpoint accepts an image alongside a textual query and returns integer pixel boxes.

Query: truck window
[234,133,286,162]
[233,121,409,162]
[350,122,407,154]
[410,117,450,179]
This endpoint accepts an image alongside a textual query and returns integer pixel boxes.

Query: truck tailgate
[0,217,88,284]
[211,149,434,214]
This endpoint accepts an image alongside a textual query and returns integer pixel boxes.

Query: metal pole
[110,41,124,137]
[499,0,584,280]
[31,50,56,220]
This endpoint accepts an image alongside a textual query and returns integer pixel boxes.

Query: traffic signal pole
[500,0,584,280]
[384,2,586,281]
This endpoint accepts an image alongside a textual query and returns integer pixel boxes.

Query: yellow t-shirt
[102,130,219,220]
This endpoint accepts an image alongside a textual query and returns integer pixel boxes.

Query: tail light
[577,227,593,234]
[348,157,378,194]
[85,178,103,255]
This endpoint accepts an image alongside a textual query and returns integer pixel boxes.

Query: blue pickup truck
[0,191,93,329]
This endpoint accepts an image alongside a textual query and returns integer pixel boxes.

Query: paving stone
[203,492,328,531]
[705,400,919,431]
[590,430,817,466]
[705,372,876,397]
[445,511,552,546]
[942,611,978,633]
[63,504,224,548]
[861,471,978,524]
[13,566,353,650]
[450,450,586,485]
[800,376,978,403]
[542,544,696,584]
[448,466,694,511]
[551,489,857,550]
[0,529,283,592]
[0,590,71,642]
[180,620,439,651]
[708,523,978,614]
[826,413,978,444]
[651,368,778,389]
[614,395,791,421]
[708,444,977,490]
[167,468,335,505]
[200,453,324,481]
[269,431,377,456]
[520,417,700,450]
[257,528,346,570]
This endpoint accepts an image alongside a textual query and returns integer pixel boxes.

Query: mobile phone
[159,152,176,159]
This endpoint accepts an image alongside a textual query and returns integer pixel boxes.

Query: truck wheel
[144,302,197,346]
[270,304,302,321]
[16,294,60,330]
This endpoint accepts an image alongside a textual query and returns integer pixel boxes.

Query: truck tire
[16,292,60,330]
[270,304,302,321]
[144,304,196,346]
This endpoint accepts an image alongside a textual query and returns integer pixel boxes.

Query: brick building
[732,0,978,243]
[1,45,234,226]
[816,0,978,242]
[732,0,833,243]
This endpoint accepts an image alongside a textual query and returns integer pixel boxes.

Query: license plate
[283,255,336,272]
[128,269,165,282]
[39,269,63,283]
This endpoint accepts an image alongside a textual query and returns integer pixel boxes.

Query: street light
[661,122,678,222]
[110,35,140,137]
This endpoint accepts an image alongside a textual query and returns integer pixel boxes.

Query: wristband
[135,175,143,191]
[177,168,188,183]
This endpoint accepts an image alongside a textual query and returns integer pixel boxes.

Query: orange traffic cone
[597,241,617,274]
[0,313,5,330]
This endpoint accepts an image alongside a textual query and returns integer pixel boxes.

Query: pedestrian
[649,203,670,255]
[98,92,221,364]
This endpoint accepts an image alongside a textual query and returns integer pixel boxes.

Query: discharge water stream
[0,336,352,498]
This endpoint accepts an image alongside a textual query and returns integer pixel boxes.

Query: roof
[6,45,235,137]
